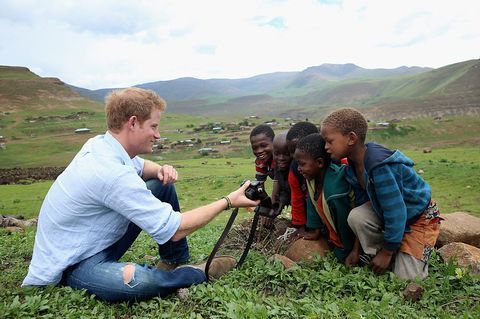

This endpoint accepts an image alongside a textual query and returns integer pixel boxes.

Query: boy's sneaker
[359,253,373,266]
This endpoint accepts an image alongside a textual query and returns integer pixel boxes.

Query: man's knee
[122,263,140,288]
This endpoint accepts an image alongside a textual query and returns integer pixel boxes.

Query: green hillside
[166,59,480,119]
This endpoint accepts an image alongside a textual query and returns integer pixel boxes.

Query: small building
[75,128,91,134]
[198,147,214,155]
[220,140,231,145]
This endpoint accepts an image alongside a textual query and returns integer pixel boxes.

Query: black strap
[205,206,274,281]
[205,208,239,281]
[236,212,260,268]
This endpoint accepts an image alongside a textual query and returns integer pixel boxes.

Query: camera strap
[205,206,271,281]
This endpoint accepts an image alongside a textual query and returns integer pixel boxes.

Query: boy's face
[273,138,291,170]
[321,125,351,160]
[250,133,273,162]
[293,149,324,181]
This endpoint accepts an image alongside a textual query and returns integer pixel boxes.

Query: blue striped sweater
[345,143,431,251]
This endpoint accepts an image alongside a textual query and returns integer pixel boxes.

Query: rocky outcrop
[269,254,297,269]
[436,212,480,248]
[284,237,330,262]
[437,242,480,275]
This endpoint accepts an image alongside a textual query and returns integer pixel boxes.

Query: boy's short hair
[286,121,319,141]
[322,108,368,143]
[250,124,275,141]
[296,133,331,165]
[105,87,166,132]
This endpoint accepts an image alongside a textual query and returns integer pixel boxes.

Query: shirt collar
[104,131,136,167]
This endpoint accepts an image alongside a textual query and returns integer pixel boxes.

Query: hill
[0,66,102,113]
[68,60,480,120]
[69,63,438,117]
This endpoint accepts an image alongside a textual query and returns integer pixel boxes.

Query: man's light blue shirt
[22,132,182,286]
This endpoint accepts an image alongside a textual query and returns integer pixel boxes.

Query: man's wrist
[222,196,232,210]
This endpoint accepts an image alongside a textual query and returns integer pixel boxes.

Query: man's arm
[171,181,259,241]
[142,159,178,184]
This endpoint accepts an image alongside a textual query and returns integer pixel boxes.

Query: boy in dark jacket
[271,131,292,213]
[294,133,355,262]
[321,108,441,279]
[286,122,324,239]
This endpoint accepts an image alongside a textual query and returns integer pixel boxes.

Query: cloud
[195,45,216,55]
[1,0,479,89]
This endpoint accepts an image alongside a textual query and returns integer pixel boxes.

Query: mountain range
[2,59,479,120]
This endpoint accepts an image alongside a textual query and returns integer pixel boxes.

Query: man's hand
[371,248,394,274]
[157,164,178,184]
[226,180,260,208]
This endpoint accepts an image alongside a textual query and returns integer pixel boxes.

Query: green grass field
[1,113,479,318]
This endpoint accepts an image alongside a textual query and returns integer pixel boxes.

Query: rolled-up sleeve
[104,169,181,244]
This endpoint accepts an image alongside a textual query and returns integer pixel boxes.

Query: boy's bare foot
[299,228,322,240]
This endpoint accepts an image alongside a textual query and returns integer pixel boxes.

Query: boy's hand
[371,248,394,274]
[345,238,361,266]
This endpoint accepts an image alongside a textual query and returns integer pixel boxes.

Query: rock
[423,147,432,153]
[417,169,425,174]
[402,283,424,301]
[176,288,190,301]
[269,254,297,269]
[437,242,480,275]
[0,216,37,228]
[437,212,480,248]
[5,226,24,234]
[0,216,23,227]
[23,218,38,227]
[284,237,330,262]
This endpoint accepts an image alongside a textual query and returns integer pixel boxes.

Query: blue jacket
[345,143,431,251]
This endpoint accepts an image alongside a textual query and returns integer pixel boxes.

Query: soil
[0,167,65,184]
[219,217,296,257]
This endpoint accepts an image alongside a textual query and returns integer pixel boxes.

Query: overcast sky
[1,0,479,90]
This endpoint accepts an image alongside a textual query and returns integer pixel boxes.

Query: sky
[1,0,479,90]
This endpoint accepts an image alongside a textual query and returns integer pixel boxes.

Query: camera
[244,180,269,202]
[243,180,272,216]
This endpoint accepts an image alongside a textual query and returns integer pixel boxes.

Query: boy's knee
[347,207,364,230]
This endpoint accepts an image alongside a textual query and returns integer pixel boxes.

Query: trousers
[347,202,430,280]
[61,179,206,301]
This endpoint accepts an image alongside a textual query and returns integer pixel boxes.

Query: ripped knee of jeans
[122,264,139,288]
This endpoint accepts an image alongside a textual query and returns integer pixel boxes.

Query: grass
[1,225,479,318]
[1,113,479,317]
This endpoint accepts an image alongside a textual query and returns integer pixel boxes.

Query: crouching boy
[321,108,442,280]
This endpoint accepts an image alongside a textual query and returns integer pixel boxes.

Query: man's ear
[126,116,137,130]
[347,131,359,146]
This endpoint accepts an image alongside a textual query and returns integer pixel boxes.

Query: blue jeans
[61,179,207,302]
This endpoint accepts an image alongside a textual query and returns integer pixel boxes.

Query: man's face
[250,133,273,162]
[293,149,323,181]
[320,125,350,160]
[133,109,161,155]
[273,138,291,170]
